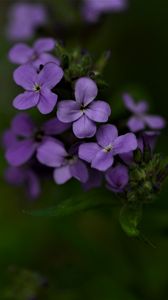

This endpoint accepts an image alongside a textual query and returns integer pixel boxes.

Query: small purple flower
[79,124,137,171]
[13,62,63,114]
[8,38,59,68]
[82,0,127,22]
[57,77,111,138]
[5,165,41,199]
[123,93,166,132]
[3,113,69,167]
[6,3,48,41]
[105,164,129,193]
[37,140,89,184]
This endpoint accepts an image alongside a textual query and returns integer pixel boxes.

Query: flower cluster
[3,36,166,205]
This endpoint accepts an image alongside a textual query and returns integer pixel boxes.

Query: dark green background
[0,0,168,299]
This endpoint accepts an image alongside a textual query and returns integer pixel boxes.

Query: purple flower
[8,38,59,69]
[82,0,127,22]
[37,140,89,184]
[5,165,41,199]
[123,93,166,132]
[105,164,129,193]
[13,62,63,114]
[79,124,137,171]
[3,113,69,167]
[57,77,111,138]
[6,3,48,41]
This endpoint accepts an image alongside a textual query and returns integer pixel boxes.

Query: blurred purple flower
[82,168,103,190]
[57,77,111,138]
[6,3,48,41]
[13,62,63,114]
[8,38,59,69]
[83,0,127,22]
[3,113,69,167]
[105,164,129,193]
[123,93,166,132]
[37,139,89,184]
[79,124,137,171]
[5,165,41,199]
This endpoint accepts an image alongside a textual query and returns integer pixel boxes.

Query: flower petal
[53,165,72,184]
[91,150,114,171]
[96,124,118,147]
[34,38,56,54]
[37,88,58,114]
[79,142,101,163]
[127,116,145,132]
[6,139,36,166]
[43,117,70,135]
[38,62,63,89]
[8,43,34,64]
[106,164,129,193]
[123,93,148,114]
[13,63,37,90]
[2,130,17,150]
[57,100,82,123]
[13,91,39,110]
[70,160,89,183]
[75,77,98,106]
[26,170,41,199]
[144,115,166,130]
[37,139,67,167]
[113,133,137,155]
[34,53,60,68]
[73,115,96,138]
[86,100,111,122]
[11,113,35,137]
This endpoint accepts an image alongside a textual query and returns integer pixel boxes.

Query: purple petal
[53,165,72,184]
[70,159,89,183]
[2,130,17,150]
[82,169,102,191]
[57,100,82,123]
[6,139,36,166]
[37,140,67,167]
[119,152,134,165]
[113,133,137,155]
[11,113,35,137]
[38,62,63,89]
[4,166,24,185]
[75,77,98,106]
[86,100,111,122]
[123,93,148,114]
[34,53,60,68]
[144,115,166,130]
[73,115,97,138]
[13,64,37,90]
[13,91,39,110]
[79,142,101,163]
[8,43,34,64]
[106,164,129,193]
[34,38,56,54]
[26,170,41,199]
[37,88,58,114]
[96,124,118,147]
[91,150,114,171]
[127,116,145,132]
[43,118,70,135]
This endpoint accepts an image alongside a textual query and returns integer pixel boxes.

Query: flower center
[103,144,113,153]
[80,104,86,113]
[34,130,44,142]
[34,84,41,92]
[65,155,77,165]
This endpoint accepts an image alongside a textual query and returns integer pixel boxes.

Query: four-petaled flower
[123,93,166,132]
[3,113,70,167]
[57,77,111,138]
[6,3,48,41]
[9,38,59,68]
[13,62,63,114]
[37,140,89,184]
[105,164,129,193]
[79,124,137,171]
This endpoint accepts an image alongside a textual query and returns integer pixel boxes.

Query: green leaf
[119,204,142,237]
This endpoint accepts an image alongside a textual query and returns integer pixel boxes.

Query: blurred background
[0,0,168,299]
